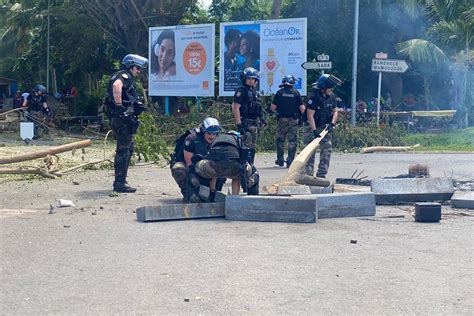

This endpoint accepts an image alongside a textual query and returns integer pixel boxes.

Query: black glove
[312,130,321,138]
[326,122,335,132]
[133,101,146,116]
[191,154,204,164]
[237,124,245,135]
[208,190,216,202]
[43,106,52,117]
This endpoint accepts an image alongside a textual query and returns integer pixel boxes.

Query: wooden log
[0,139,92,165]
[361,144,420,154]
[0,108,22,117]
[0,167,57,179]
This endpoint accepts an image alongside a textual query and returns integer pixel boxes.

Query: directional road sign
[371,59,408,73]
[301,61,332,70]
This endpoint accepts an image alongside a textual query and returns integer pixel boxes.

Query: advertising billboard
[149,24,215,96]
[219,18,307,96]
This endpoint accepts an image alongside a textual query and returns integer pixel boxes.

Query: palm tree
[396,0,473,125]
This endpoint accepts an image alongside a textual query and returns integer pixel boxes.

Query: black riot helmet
[312,74,342,90]
[122,54,148,70]
[34,84,47,95]
[279,74,296,88]
[240,67,260,85]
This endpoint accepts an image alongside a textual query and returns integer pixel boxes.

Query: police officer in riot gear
[271,75,305,168]
[232,67,266,165]
[170,117,221,200]
[304,74,342,178]
[193,131,260,202]
[105,54,148,193]
[22,84,54,129]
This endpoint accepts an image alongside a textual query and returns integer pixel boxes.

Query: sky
[199,0,212,9]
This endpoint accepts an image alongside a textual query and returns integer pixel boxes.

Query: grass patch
[403,128,474,151]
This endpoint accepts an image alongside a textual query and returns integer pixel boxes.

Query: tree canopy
[0,0,471,124]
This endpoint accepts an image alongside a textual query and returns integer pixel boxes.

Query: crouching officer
[271,75,305,168]
[22,84,55,129]
[189,131,260,202]
[232,67,266,164]
[105,54,148,193]
[304,74,342,178]
[170,117,221,200]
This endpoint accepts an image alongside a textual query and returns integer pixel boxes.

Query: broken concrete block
[225,209,316,223]
[371,177,454,204]
[225,195,317,223]
[299,192,376,219]
[334,184,371,193]
[450,191,474,209]
[308,186,333,194]
[264,184,332,195]
[136,202,224,222]
[198,185,226,202]
[269,185,311,195]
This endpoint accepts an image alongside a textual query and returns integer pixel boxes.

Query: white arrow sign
[371,59,409,73]
[301,61,332,70]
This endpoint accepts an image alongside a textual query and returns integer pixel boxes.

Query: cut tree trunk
[266,129,331,194]
[0,140,92,165]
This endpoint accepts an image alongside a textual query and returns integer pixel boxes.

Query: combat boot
[275,158,285,167]
[113,182,137,193]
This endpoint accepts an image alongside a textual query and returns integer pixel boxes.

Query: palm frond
[396,39,449,68]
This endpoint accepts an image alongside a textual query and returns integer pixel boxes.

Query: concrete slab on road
[309,192,376,219]
[136,202,225,222]
[450,191,474,209]
[225,195,317,223]
[371,177,454,204]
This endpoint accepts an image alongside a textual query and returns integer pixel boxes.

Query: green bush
[333,118,406,152]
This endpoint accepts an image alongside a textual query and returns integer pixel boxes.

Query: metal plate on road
[301,61,332,70]
[371,59,408,73]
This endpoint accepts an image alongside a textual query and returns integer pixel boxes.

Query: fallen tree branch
[361,144,420,154]
[266,129,331,194]
[0,167,58,179]
[0,139,92,165]
[53,158,113,176]
[0,108,22,117]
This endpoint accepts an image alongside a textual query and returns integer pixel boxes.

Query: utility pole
[46,0,50,92]
[350,0,359,126]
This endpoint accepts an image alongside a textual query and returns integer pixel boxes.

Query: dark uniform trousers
[171,162,187,192]
[276,117,299,165]
[303,126,333,177]
[111,117,135,185]
[241,118,259,149]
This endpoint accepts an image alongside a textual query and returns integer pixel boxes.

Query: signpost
[301,54,332,74]
[371,55,409,125]
[301,61,332,70]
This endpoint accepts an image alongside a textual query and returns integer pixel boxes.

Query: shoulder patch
[121,73,129,79]
[308,99,313,105]
[236,91,241,97]
[185,140,191,146]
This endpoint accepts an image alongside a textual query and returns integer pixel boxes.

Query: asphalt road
[1,152,473,314]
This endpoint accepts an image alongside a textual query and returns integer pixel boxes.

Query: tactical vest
[276,87,300,118]
[207,133,241,161]
[237,86,261,119]
[171,128,209,164]
[312,89,336,126]
[193,130,210,156]
[28,92,44,112]
[106,70,137,106]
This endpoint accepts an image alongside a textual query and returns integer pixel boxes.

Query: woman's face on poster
[158,38,175,71]
[239,38,249,56]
